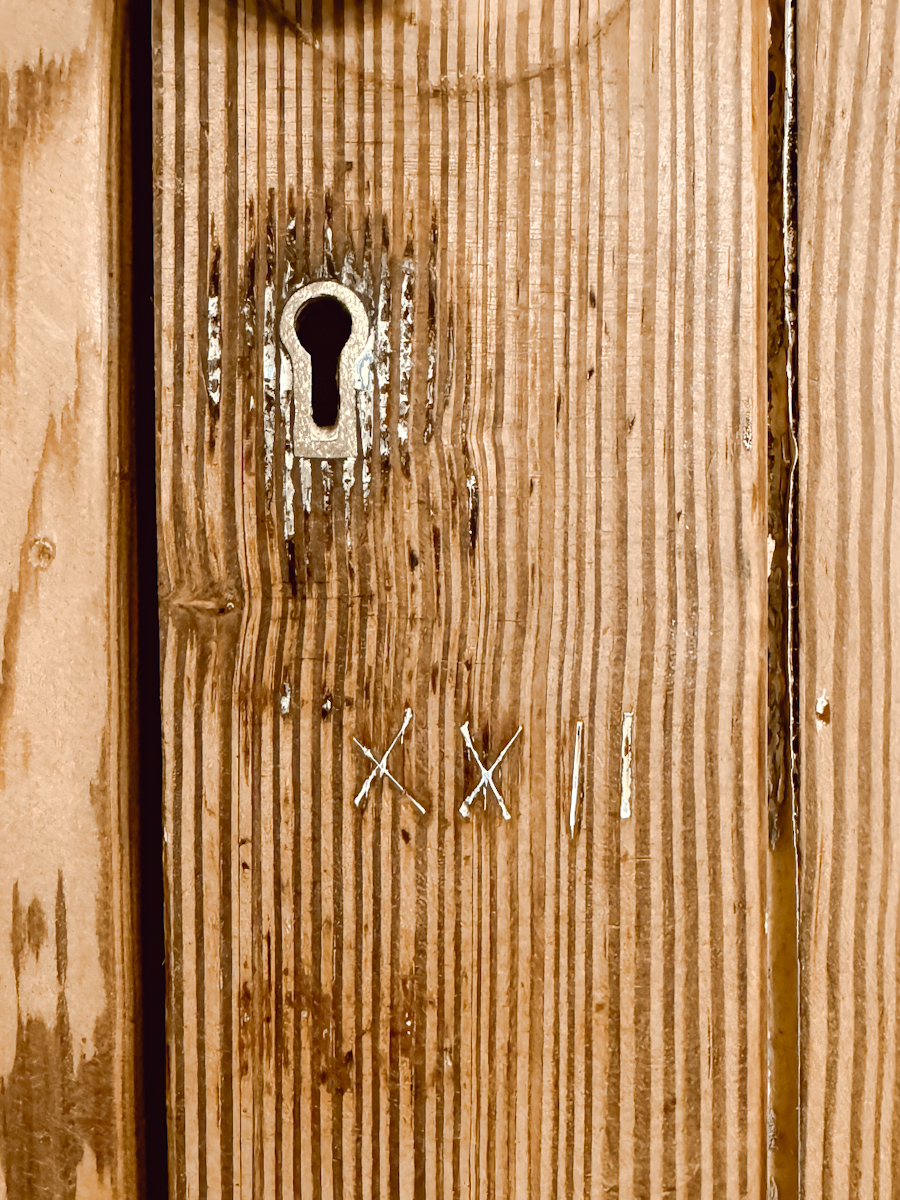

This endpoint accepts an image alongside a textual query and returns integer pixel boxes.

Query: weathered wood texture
[155,1,768,1196]
[0,3,138,1198]
[798,3,900,1197]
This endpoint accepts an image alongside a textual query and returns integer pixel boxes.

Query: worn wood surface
[154,0,768,1195]
[0,3,138,1198]
[798,2,900,1197]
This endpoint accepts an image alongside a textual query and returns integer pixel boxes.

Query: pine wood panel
[798,2,900,1196]
[154,1,769,1195]
[0,3,138,1198]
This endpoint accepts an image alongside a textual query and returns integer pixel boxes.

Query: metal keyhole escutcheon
[279,280,370,462]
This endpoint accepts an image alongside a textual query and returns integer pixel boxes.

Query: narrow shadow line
[766,0,801,1194]
[127,1,169,1194]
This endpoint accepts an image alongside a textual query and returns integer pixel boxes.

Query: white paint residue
[353,708,425,814]
[356,330,376,396]
[466,469,477,520]
[207,294,222,407]
[280,681,292,715]
[341,250,363,292]
[569,720,584,839]
[742,415,753,451]
[458,723,522,822]
[263,282,277,496]
[356,326,376,500]
[300,459,312,514]
[620,711,635,820]
[242,284,255,348]
[264,284,277,393]
[815,691,830,730]
[280,351,295,538]
[767,534,776,578]
[375,256,392,462]
[322,460,333,511]
[343,457,355,541]
[423,333,436,442]
[398,256,415,456]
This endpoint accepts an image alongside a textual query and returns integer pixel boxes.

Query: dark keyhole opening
[295,296,353,428]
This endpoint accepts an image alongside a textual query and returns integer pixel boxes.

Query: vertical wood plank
[798,3,900,1198]
[155,1,769,1195]
[0,3,138,1197]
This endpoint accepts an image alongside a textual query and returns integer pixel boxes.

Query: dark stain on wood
[468,478,479,549]
[0,56,79,358]
[207,230,222,437]
[0,873,115,1200]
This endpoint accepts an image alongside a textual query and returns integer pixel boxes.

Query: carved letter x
[458,722,522,821]
[353,707,426,814]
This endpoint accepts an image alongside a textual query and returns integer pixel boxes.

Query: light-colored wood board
[155,1,769,1195]
[0,2,138,1198]
[798,3,900,1198]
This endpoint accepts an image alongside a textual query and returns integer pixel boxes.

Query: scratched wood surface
[797,3,900,1198]
[154,1,768,1196]
[0,3,138,1199]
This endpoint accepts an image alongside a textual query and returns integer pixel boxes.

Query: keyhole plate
[280,280,370,461]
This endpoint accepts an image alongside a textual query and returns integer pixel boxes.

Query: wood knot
[28,537,55,569]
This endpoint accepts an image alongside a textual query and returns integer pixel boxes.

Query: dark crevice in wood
[127,1,169,1195]
[767,0,800,1192]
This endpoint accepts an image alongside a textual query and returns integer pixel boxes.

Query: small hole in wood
[295,296,352,428]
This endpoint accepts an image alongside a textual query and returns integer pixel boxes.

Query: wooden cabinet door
[153,2,768,1197]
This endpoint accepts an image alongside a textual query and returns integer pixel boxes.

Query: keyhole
[295,296,353,429]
